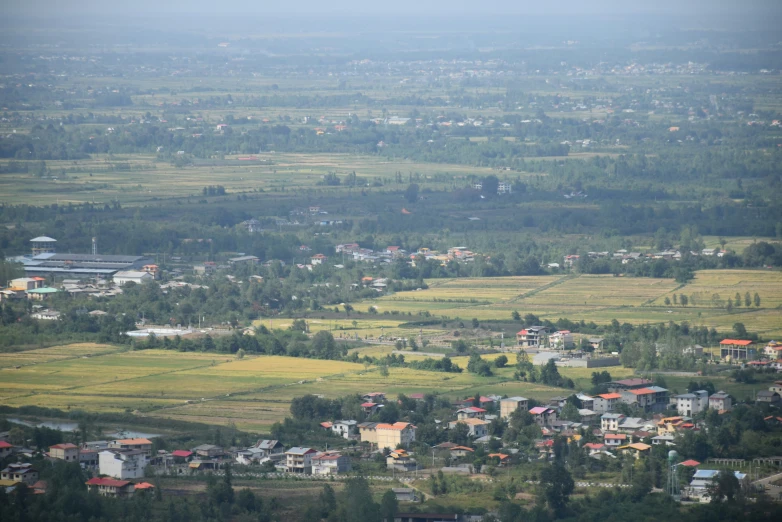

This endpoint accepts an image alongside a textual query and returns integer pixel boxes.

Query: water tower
[666,450,681,499]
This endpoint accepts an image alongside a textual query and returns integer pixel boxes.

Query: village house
[108,438,153,457]
[763,342,782,359]
[376,422,416,449]
[311,451,351,475]
[99,450,147,479]
[285,447,317,474]
[657,417,686,436]
[549,330,574,349]
[601,413,624,432]
[0,441,13,459]
[593,393,621,413]
[529,406,558,427]
[310,254,327,265]
[387,449,416,471]
[192,444,224,458]
[576,393,595,410]
[604,433,627,448]
[673,390,709,416]
[85,477,135,498]
[756,391,781,406]
[331,420,358,439]
[449,446,475,459]
[456,407,486,420]
[392,488,419,502]
[500,397,528,419]
[618,442,652,459]
[49,443,80,462]
[709,391,732,411]
[769,381,782,395]
[619,387,664,412]
[517,326,548,348]
[1,463,39,485]
[607,378,654,392]
[448,418,489,438]
[361,402,381,414]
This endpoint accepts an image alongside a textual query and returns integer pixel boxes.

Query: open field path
[508,274,576,303]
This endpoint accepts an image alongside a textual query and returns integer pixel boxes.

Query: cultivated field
[0,347,570,431]
[357,271,782,338]
[0,152,507,207]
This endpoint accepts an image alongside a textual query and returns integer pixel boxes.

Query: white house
[331,420,358,439]
[674,390,709,416]
[98,450,147,479]
[311,452,351,475]
[549,330,574,349]
[709,391,732,412]
[113,271,153,286]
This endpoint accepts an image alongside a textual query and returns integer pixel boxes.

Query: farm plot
[0,343,120,369]
[654,270,782,309]
[0,350,216,400]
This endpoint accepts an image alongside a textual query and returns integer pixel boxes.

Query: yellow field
[353,271,782,337]
[0,343,120,368]
[0,345,587,432]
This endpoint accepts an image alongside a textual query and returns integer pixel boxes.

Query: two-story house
[49,443,80,463]
[593,393,621,413]
[448,418,489,438]
[331,420,358,439]
[311,452,351,475]
[1,463,39,485]
[108,438,153,457]
[517,326,548,348]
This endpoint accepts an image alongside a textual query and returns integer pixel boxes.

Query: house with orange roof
[617,442,651,459]
[593,393,622,413]
[488,453,511,466]
[657,416,685,436]
[108,438,153,456]
[620,388,658,412]
[376,422,416,449]
[604,433,627,447]
[720,339,754,360]
[449,446,475,458]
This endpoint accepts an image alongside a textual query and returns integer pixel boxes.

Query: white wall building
[674,390,709,416]
[98,450,147,479]
[113,271,153,286]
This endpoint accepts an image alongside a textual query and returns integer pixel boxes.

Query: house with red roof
[517,326,548,347]
[171,450,193,462]
[85,477,135,497]
[679,459,700,468]
[449,446,475,458]
[0,440,14,459]
[311,451,351,475]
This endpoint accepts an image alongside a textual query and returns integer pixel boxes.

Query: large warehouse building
[14,237,152,279]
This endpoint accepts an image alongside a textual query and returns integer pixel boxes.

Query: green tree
[708,470,741,503]
[744,292,751,307]
[404,183,419,204]
[540,463,575,515]
[754,293,761,307]
[494,355,508,368]
[380,490,399,522]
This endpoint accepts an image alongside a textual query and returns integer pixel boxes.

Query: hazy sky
[5,0,782,17]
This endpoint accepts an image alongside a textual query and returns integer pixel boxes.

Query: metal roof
[30,236,57,242]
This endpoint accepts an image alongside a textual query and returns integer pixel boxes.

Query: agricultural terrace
[357,271,782,338]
